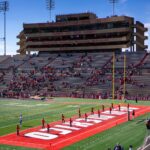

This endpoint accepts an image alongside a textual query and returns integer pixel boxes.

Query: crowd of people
[0,52,149,100]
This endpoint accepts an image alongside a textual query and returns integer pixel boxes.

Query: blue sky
[0,0,150,55]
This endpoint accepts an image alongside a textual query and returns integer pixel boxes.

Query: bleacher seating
[0,51,149,100]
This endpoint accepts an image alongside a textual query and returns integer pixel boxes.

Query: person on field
[62,114,65,123]
[85,113,88,122]
[132,110,135,119]
[16,124,20,136]
[127,110,130,121]
[110,107,112,114]
[78,108,81,118]
[111,103,114,109]
[19,114,22,127]
[145,119,150,129]
[47,123,50,133]
[127,103,130,110]
[91,107,94,115]
[98,109,100,118]
[114,143,122,150]
[118,104,121,111]
[70,118,73,127]
[135,97,138,103]
[129,145,133,150]
[102,105,105,111]
[42,118,45,128]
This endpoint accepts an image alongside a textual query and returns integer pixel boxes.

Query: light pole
[0,1,9,56]
[46,0,55,22]
[109,0,119,16]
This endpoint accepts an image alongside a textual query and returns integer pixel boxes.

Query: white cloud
[145,23,150,29]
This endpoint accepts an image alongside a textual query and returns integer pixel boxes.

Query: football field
[0,98,150,150]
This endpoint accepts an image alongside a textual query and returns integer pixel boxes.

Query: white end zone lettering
[24,132,58,140]
[64,121,93,127]
[102,111,126,115]
[75,118,102,123]
[40,128,72,135]
[54,125,80,130]
[88,114,115,120]
[120,107,139,112]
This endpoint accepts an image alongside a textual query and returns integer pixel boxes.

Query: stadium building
[0,12,149,100]
[1,0,150,149]
[17,12,148,54]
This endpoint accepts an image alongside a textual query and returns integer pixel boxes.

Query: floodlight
[46,0,55,22]
[109,0,119,16]
[0,1,9,55]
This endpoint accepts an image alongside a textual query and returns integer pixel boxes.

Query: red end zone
[0,105,150,150]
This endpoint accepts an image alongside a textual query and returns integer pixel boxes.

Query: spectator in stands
[0,52,149,100]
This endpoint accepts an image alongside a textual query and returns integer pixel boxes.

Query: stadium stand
[0,51,149,100]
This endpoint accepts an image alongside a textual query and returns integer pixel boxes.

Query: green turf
[0,98,150,150]
[0,144,39,150]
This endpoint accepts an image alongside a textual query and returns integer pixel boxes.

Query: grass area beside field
[0,98,150,150]
[0,144,39,150]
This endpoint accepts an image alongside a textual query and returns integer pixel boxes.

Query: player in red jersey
[16,124,20,136]
[91,107,94,115]
[78,108,81,118]
[85,113,88,122]
[110,107,112,114]
[47,123,50,133]
[70,118,73,127]
[127,103,130,110]
[98,109,100,118]
[62,114,65,123]
[118,104,121,111]
[42,118,45,128]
